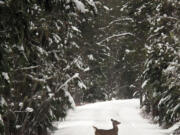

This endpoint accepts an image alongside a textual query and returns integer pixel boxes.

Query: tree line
[93,0,180,129]
[0,0,98,134]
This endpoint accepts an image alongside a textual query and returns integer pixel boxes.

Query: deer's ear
[111,118,114,121]
[117,121,121,124]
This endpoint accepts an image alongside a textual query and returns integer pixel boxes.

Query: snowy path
[53,99,170,135]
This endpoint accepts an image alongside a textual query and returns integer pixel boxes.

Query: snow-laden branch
[109,17,134,25]
[25,74,54,84]
[63,56,89,72]
[99,17,134,30]
[147,33,159,41]
[25,74,46,84]
[86,0,98,14]
[63,57,79,71]
[56,73,80,93]
[159,15,178,21]
[15,65,40,71]
[97,32,134,45]
[72,0,90,13]
[36,73,80,110]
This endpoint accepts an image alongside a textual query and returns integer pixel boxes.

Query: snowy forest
[0,0,180,135]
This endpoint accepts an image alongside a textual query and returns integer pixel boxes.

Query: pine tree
[0,0,98,134]
[136,0,180,127]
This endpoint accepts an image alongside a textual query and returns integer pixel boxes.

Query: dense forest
[0,0,179,135]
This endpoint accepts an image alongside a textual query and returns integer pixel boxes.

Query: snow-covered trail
[53,99,170,135]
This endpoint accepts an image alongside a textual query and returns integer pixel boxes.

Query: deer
[93,119,121,135]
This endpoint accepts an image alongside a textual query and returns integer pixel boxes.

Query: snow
[2,72,10,83]
[137,4,146,14]
[164,64,177,74]
[53,33,61,44]
[125,49,135,54]
[154,26,164,33]
[47,85,52,92]
[0,114,3,126]
[86,0,97,14]
[78,80,87,89]
[37,96,41,99]
[55,23,60,31]
[97,33,134,45]
[72,42,79,48]
[0,1,5,4]
[172,103,180,115]
[142,80,148,88]
[72,26,80,32]
[0,96,7,106]
[84,67,90,72]
[125,49,131,54]
[64,57,88,71]
[57,73,80,92]
[88,54,94,60]
[49,38,53,45]
[103,6,110,11]
[25,107,34,112]
[120,4,128,12]
[10,102,14,107]
[158,95,171,107]
[73,0,88,13]
[26,74,46,83]
[130,84,136,88]
[53,99,171,135]
[55,73,79,107]
[19,65,39,70]
[36,46,48,56]
[49,93,54,98]
[19,102,23,108]
[16,125,22,129]
[64,90,75,108]
[74,56,88,71]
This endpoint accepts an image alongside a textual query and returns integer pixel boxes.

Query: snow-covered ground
[53,99,177,135]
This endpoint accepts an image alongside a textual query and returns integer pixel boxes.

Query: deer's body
[93,119,120,135]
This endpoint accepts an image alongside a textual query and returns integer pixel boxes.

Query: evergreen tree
[133,0,180,127]
[0,0,98,134]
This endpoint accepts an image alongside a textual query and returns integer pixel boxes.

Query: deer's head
[111,119,121,126]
